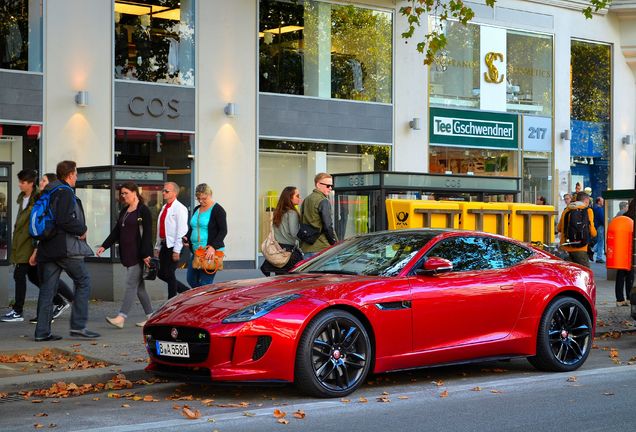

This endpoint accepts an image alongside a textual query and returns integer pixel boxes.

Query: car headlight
[222,294,300,323]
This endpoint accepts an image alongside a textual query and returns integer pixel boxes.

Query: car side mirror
[415,257,454,276]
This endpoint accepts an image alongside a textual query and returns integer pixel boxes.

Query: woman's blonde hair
[195,183,213,196]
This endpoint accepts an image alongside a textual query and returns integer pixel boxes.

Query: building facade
[1,0,635,301]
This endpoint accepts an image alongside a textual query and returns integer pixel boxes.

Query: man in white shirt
[154,182,189,298]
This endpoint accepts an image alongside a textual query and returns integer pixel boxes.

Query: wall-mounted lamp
[224,102,237,117]
[560,129,571,140]
[409,117,421,130]
[622,134,633,145]
[74,91,88,107]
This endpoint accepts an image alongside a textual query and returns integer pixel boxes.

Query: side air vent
[375,300,412,310]
[252,336,272,361]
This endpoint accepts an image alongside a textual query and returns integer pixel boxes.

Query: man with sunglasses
[154,182,189,298]
[300,172,338,256]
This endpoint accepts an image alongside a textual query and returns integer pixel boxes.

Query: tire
[295,310,372,398]
[528,297,592,372]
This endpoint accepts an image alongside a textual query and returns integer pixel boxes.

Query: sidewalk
[0,264,634,395]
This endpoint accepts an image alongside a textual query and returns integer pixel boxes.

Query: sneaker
[52,302,70,320]
[596,259,605,264]
[135,320,147,327]
[616,300,629,307]
[0,310,24,322]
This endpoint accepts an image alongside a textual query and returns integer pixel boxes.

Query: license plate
[156,340,190,358]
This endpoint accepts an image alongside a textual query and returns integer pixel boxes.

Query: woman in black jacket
[183,183,227,288]
[97,182,154,328]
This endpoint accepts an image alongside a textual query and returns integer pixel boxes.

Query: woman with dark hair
[97,182,154,328]
[260,186,304,276]
[535,196,547,205]
[615,199,635,307]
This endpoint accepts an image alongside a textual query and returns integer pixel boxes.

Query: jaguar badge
[170,328,179,339]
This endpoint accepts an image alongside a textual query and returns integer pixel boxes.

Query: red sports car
[144,229,596,398]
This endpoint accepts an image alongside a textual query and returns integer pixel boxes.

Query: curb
[0,365,149,395]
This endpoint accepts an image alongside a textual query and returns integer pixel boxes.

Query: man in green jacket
[300,173,338,256]
[1,170,73,323]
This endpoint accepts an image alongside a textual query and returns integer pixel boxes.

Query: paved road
[2,332,635,432]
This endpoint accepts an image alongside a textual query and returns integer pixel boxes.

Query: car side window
[497,240,533,267]
[426,236,504,272]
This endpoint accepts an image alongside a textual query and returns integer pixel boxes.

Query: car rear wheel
[528,297,592,372]
[295,310,372,398]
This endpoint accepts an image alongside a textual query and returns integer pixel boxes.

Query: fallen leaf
[34,413,48,417]
[610,348,619,358]
[397,396,409,400]
[143,395,154,402]
[277,418,289,424]
[567,376,577,382]
[182,407,201,419]
[34,424,44,429]
[92,397,100,401]
[48,424,57,428]
[121,404,130,408]
[377,395,390,403]
[602,392,615,396]
[340,398,351,403]
[439,390,449,398]
[201,399,215,406]
[358,396,368,403]
[471,387,482,392]
[273,409,286,419]
[432,380,444,387]
[293,410,306,419]
[243,412,256,417]
[490,389,503,394]
[31,400,44,403]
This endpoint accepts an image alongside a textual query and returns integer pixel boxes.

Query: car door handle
[499,284,515,290]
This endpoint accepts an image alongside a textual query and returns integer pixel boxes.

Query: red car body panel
[144,230,596,385]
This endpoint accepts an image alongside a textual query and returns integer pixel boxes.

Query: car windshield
[294,231,437,277]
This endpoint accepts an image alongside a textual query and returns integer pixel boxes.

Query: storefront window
[428,20,480,109]
[114,0,195,85]
[0,124,40,171]
[0,0,43,72]
[114,129,193,209]
[506,31,553,116]
[522,152,551,204]
[429,146,518,178]
[570,39,611,197]
[259,0,392,103]
[258,139,390,245]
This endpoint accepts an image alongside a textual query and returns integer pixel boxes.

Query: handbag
[143,257,159,280]
[297,223,321,244]
[192,247,224,274]
[261,213,292,268]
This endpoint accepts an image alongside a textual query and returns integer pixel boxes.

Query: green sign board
[430,107,519,149]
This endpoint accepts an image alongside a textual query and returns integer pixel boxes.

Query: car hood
[148,273,371,325]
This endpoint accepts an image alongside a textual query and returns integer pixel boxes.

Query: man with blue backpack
[32,160,100,342]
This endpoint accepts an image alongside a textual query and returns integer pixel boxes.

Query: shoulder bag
[191,205,225,274]
[261,212,292,268]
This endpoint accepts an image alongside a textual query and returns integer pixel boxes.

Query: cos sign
[128,96,180,119]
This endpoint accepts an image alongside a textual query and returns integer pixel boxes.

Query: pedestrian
[616,201,628,217]
[97,182,154,328]
[154,181,189,298]
[535,196,547,205]
[592,196,605,263]
[615,199,635,306]
[557,191,597,268]
[1,171,73,324]
[572,182,582,196]
[34,160,100,341]
[563,193,572,206]
[260,186,304,276]
[300,173,338,258]
[182,183,227,288]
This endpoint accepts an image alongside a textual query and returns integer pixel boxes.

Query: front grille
[144,325,210,364]
[252,336,272,361]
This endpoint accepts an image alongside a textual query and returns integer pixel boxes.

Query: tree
[400,0,613,65]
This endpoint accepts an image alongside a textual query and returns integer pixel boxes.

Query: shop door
[335,192,372,240]
[0,163,12,263]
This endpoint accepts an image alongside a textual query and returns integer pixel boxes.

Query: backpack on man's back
[563,207,590,248]
[29,184,74,240]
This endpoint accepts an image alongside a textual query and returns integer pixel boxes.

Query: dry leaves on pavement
[293,410,306,419]
[0,349,108,372]
[182,406,201,419]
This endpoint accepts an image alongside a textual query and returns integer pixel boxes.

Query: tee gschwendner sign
[429,107,519,149]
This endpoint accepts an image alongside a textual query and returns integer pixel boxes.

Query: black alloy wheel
[528,296,592,372]
[295,310,372,398]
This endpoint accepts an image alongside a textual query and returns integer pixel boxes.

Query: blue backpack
[29,184,75,240]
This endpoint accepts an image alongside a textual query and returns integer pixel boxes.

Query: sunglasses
[319,182,333,189]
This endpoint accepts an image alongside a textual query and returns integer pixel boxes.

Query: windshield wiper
[306,270,359,275]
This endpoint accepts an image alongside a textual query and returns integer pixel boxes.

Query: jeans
[615,269,634,302]
[186,258,216,288]
[119,263,153,317]
[35,258,91,339]
[593,225,605,261]
[13,263,74,315]
[567,251,590,268]
[158,244,189,298]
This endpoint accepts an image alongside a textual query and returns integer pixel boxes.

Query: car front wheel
[295,310,372,398]
[528,296,592,372]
